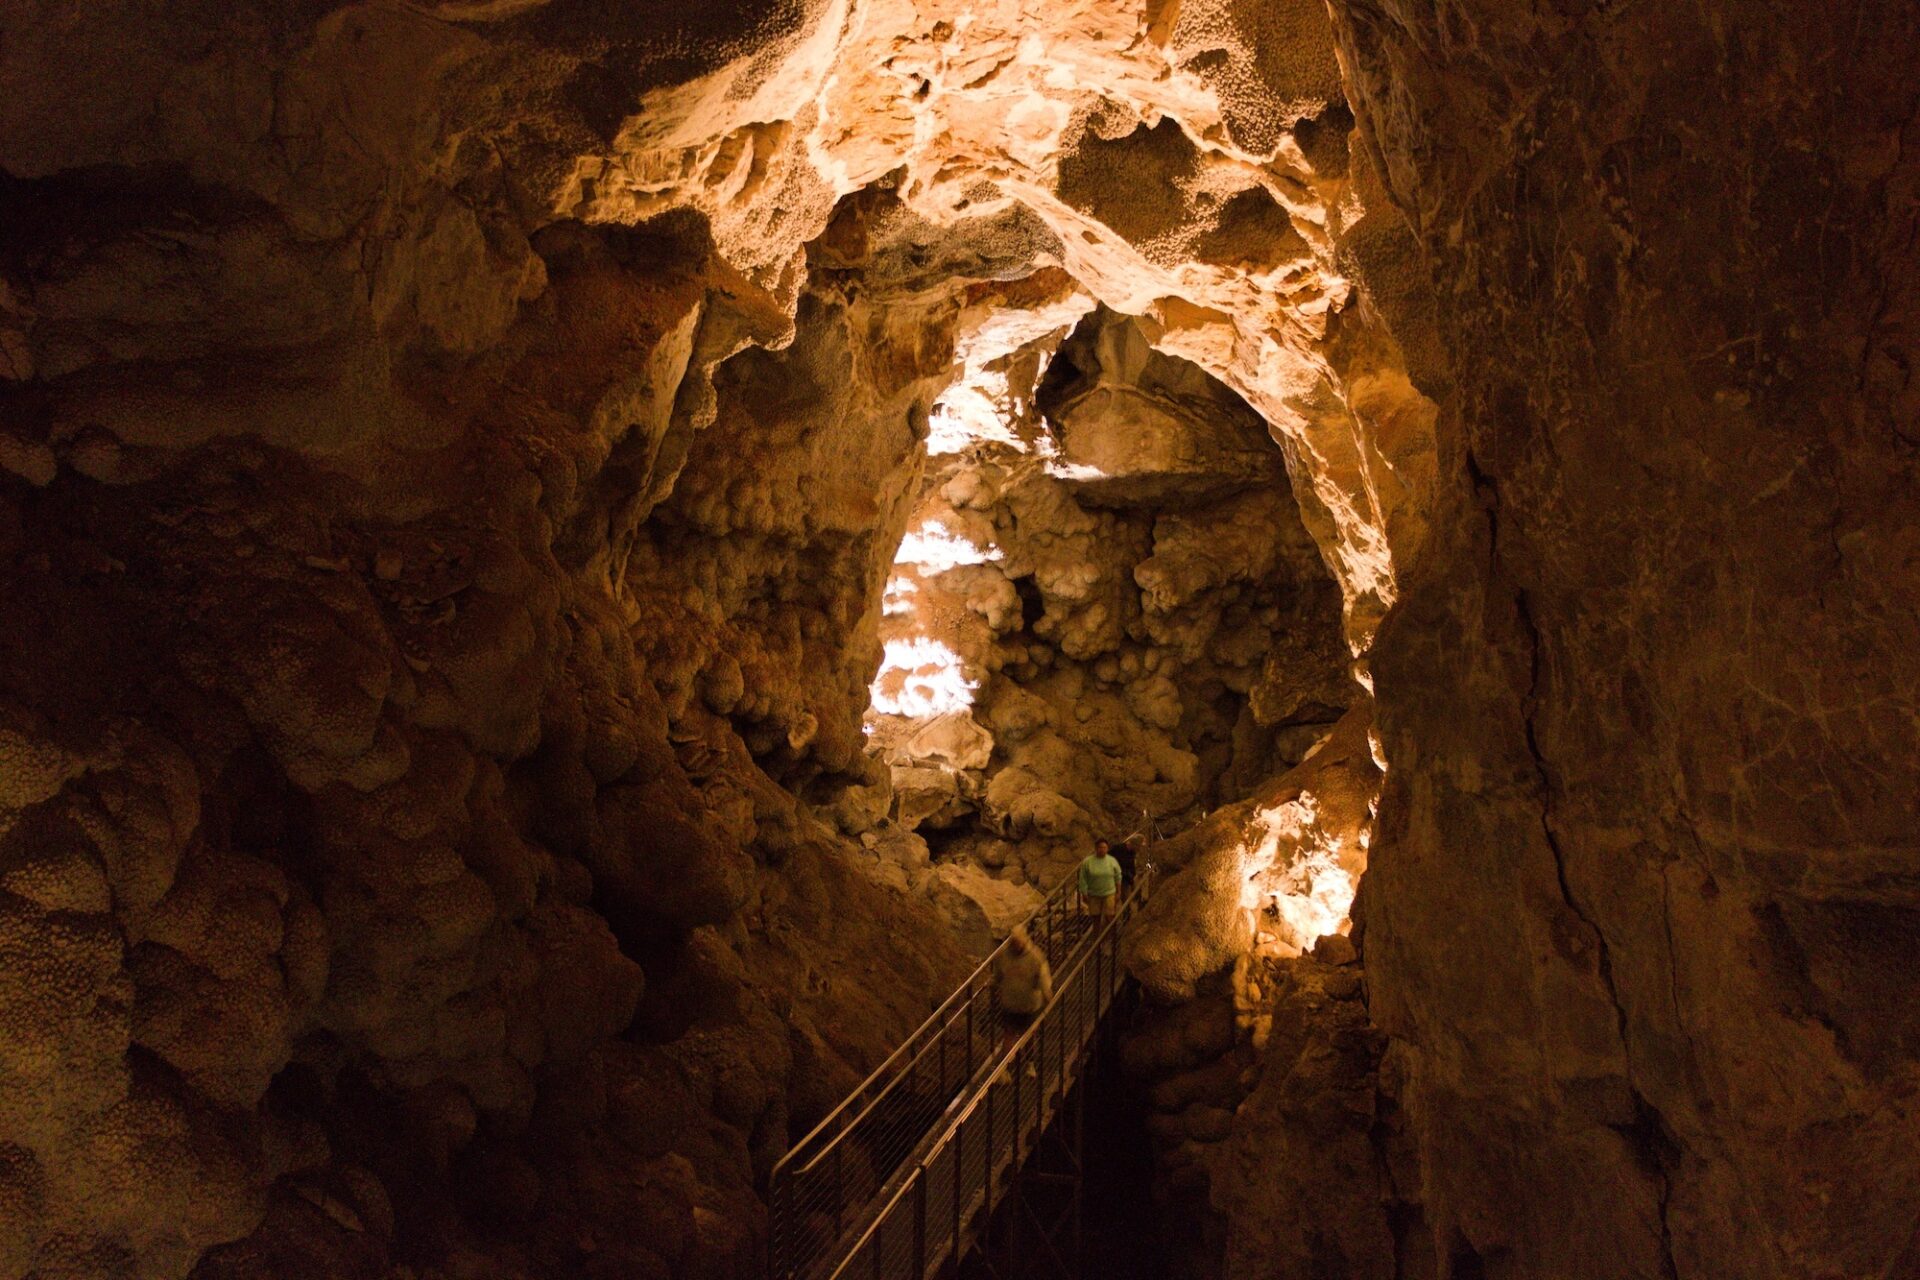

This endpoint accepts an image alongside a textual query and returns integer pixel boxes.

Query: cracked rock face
[1325,0,1920,1274]
[1,0,1917,1278]
[0,221,976,1279]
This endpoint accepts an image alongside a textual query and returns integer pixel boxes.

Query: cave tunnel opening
[722,193,1387,1268]
[613,180,1387,1273]
[860,292,1369,1280]
[854,296,1369,958]
[0,63,1401,1280]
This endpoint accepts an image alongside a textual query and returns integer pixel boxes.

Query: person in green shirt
[1077,839,1124,920]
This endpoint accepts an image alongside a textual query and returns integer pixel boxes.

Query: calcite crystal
[0,0,1914,1277]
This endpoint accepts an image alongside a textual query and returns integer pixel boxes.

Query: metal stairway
[768,867,1151,1280]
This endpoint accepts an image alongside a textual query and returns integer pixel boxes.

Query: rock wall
[0,205,989,1280]
[3,0,1914,1278]
[1327,0,1920,1275]
[0,16,993,1276]
[1120,705,1388,1278]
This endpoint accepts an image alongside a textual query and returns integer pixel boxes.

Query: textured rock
[1326,0,1920,1275]
[0,73,975,1277]
[1,0,1914,1278]
[1117,708,1385,1279]
[1127,706,1379,1003]
[919,861,1047,957]
[866,305,1353,901]
[1208,955,1403,1280]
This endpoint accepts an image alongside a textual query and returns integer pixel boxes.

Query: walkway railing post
[984,1076,996,1220]
[833,1142,846,1233]
[1036,1015,1048,1103]
[952,1116,964,1262]
[770,1172,786,1280]
[913,1167,927,1280]
[1105,924,1121,1005]
[966,992,976,1077]
[769,860,1152,1280]
[1011,1055,1022,1164]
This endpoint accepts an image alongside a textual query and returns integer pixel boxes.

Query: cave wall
[0,10,992,1276]
[3,0,1914,1277]
[1327,0,1920,1274]
[1120,702,1388,1280]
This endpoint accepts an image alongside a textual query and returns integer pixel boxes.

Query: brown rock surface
[1207,954,1405,1280]
[1327,0,1920,1274]
[0,46,979,1274]
[862,303,1355,910]
[0,0,1915,1277]
[1126,705,1380,1003]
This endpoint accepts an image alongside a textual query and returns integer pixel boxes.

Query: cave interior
[0,1,1917,1279]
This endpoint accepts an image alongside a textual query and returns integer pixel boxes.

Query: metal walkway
[769,867,1150,1280]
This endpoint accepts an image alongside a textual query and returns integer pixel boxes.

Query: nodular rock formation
[851,301,1353,948]
[0,1,1916,1279]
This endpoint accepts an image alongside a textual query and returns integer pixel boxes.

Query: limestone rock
[920,860,1048,957]
[869,305,1354,903]
[1321,0,1920,1272]
[1126,706,1380,1001]
[0,0,1912,1276]
[1210,955,1398,1280]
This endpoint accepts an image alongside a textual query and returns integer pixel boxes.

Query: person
[1077,838,1124,920]
[994,924,1052,1051]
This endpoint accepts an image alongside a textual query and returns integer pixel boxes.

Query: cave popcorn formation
[858,306,1354,952]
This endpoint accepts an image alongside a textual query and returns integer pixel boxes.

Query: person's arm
[1037,959,1054,1003]
[1076,858,1090,896]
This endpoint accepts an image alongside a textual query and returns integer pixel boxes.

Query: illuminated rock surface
[0,0,1915,1278]
[861,304,1352,912]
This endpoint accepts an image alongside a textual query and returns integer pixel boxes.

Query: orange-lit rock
[0,0,1914,1277]
[1326,0,1920,1273]
[1126,705,1378,1003]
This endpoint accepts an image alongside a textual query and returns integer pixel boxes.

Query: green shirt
[1078,853,1123,898]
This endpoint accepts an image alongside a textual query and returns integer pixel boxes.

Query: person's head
[1094,839,1110,858]
[1007,924,1031,953]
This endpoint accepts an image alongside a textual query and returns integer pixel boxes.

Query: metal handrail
[767,879,1104,1280]
[890,872,1146,1187]
[774,866,1085,1178]
[772,867,1152,1280]
[819,874,1150,1280]
[768,867,1082,1280]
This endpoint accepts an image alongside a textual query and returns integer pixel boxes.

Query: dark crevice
[1468,446,1683,1280]
[1750,900,1850,1054]
[1612,1090,1684,1280]
[1656,853,1707,1099]
[1445,1231,1488,1280]
[1013,572,1047,631]
[1511,583,1627,1045]
[1370,1082,1430,1280]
